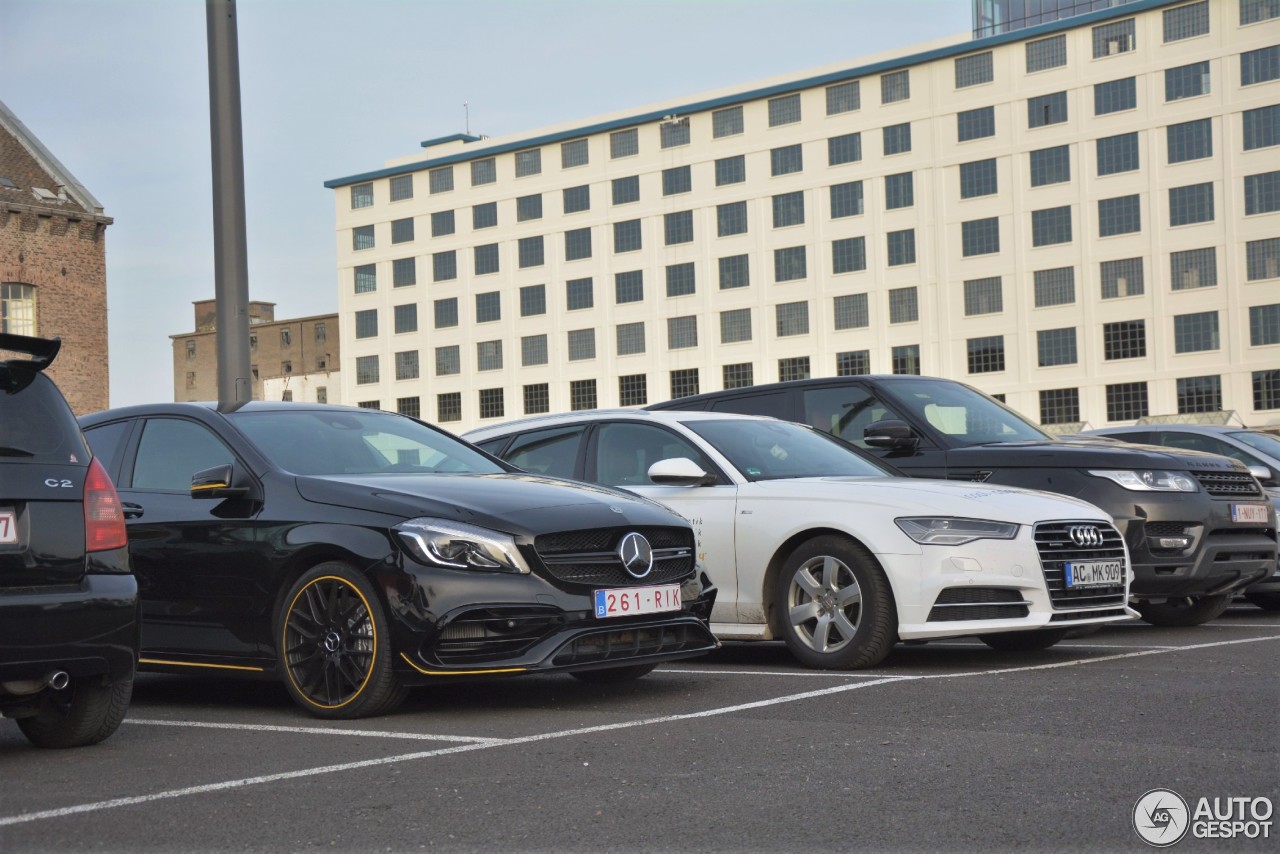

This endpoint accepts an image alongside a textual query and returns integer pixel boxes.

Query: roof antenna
[463,101,470,135]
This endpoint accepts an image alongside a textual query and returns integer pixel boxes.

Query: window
[662,165,692,196]
[837,350,871,376]
[478,388,504,420]
[881,70,910,103]
[1171,247,1217,289]
[832,237,867,274]
[434,297,458,329]
[351,183,373,208]
[1246,171,1280,215]
[964,277,1002,315]
[768,93,801,126]
[395,350,420,380]
[520,284,546,317]
[967,336,1005,374]
[1034,267,1075,307]
[887,229,916,266]
[889,287,918,324]
[1241,45,1280,86]
[719,255,750,289]
[561,138,588,169]
[957,106,995,142]
[883,123,911,155]
[1039,388,1079,425]
[566,277,594,310]
[354,264,376,293]
[354,309,378,339]
[477,340,503,371]
[776,301,810,337]
[961,211,1003,256]
[1244,105,1279,150]
[717,202,748,237]
[665,264,695,298]
[1242,0,1280,25]
[355,355,379,385]
[1095,77,1136,114]
[475,291,501,323]
[1098,194,1141,237]
[392,257,416,287]
[1167,118,1213,163]
[713,105,744,138]
[1174,311,1219,352]
[518,235,544,268]
[955,52,993,88]
[615,270,644,303]
[474,243,499,274]
[670,369,700,400]
[563,185,590,214]
[515,149,541,177]
[472,201,497,230]
[1177,375,1222,413]
[668,315,698,349]
[1032,206,1072,246]
[429,166,453,194]
[353,225,374,251]
[720,308,752,344]
[1105,320,1146,361]
[1028,91,1067,127]
[569,380,597,411]
[885,173,914,210]
[827,81,860,115]
[828,132,862,165]
[395,397,420,419]
[774,246,807,282]
[771,144,803,176]
[834,293,869,329]
[830,181,864,218]
[393,303,417,334]
[1107,382,1149,421]
[723,363,754,388]
[1030,145,1071,186]
[521,334,548,367]
[185,340,195,360]
[612,175,640,205]
[664,211,693,245]
[1026,34,1067,72]
[614,219,642,252]
[715,155,746,186]
[1250,304,1280,345]
[433,251,457,282]
[1163,2,1209,42]
[773,191,806,227]
[1037,327,1077,367]
[610,128,638,159]
[616,321,646,355]
[959,159,997,198]
[618,375,647,407]
[564,228,592,261]
[1249,237,1280,280]
[1093,18,1135,58]
[281,328,292,348]
[1169,183,1214,226]
[1097,132,1139,176]
[437,393,461,423]
[567,328,596,361]
[516,194,542,222]
[1256,370,1280,410]
[660,118,690,148]
[779,357,811,382]
[471,158,496,186]
[892,344,921,376]
[1166,61,1210,101]
[430,210,454,237]
[390,174,413,202]
[1101,257,1144,298]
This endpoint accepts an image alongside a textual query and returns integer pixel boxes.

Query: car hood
[947,440,1247,471]
[294,471,686,536]
[750,476,1109,526]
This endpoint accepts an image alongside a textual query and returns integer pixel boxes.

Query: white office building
[326,0,1280,432]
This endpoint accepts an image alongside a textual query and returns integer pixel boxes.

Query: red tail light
[84,457,128,552]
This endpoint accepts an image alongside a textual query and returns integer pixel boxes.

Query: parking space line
[657,668,909,678]
[123,719,507,744]
[929,642,1180,650]
[3,633,1278,830]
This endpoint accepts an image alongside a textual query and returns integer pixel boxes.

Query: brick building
[0,98,113,414]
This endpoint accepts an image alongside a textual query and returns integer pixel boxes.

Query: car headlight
[394,517,531,574]
[895,517,1020,546]
[1088,470,1198,492]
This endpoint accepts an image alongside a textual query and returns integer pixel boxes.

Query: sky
[2,0,970,409]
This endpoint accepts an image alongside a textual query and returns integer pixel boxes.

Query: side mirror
[191,463,251,499]
[1247,465,1274,486]
[864,419,919,450]
[647,457,714,487]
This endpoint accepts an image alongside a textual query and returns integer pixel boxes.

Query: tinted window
[803,386,906,448]
[708,392,789,417]
[1231,431,1280,461]
[502,426,586,479]
[594,423,713,487]
[879,379,1050,445]
[132,419,235,491]
[687,419,887,481]
[83,420,132,479]
[0,373,88,465]
[1158,432,1262,466]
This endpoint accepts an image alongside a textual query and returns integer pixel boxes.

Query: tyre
[773,536,897,670]
[979,629,1068,652]
[569,663,657,683]
[279,562,406,719]
[17,675,133,749]
[1134,593,1232,627]
[1244,591,1280,612]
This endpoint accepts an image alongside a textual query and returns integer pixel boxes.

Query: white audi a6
[466,411,1137,669]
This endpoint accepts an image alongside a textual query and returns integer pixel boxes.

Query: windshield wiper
[0,446,35,457]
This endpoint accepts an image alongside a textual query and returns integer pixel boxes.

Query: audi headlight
[895,517,1020,546]
[394,517,531,574]
[1088,470,1198,492]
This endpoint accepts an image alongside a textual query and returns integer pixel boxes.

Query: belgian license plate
[1065,560,1123,587]
[594,584,682,619]
[1231,504,1269,524]
[0,509,15,545]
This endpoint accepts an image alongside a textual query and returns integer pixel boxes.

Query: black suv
[0,334,137,748]
[650,376,1278,627]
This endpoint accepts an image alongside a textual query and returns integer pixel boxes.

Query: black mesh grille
[429,607,564,665]
[1049,607,1129,622]
[933,587,1024,605]
[534,526,694,589]
[928,587,1028,622]
[1144,521,1192,537]
[551,619,716,666]
[1034,521,1129,609]
[1192,470,1263,497]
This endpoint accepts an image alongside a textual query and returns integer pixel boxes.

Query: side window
[803,386,903,447]
[83,420,132,480]
[131,419,235,491]
[471,438,509,457]
[1159,432,1261,466]
[708,392,788,417]
[594,422,712,486]
[503,426,586,478]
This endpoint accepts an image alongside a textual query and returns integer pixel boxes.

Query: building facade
[0,98,113,415]
[327,0,1280,433]
[171,299,340,404]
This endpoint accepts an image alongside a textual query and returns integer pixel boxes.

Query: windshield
[878,379,1050,446]
[0,372,89,465]
[228,409,506,476]
[1231,431,1280,461]
[685,419,892,482]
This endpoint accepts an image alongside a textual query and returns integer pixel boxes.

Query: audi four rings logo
[617,532,654,578]
[1068,525,1103,547]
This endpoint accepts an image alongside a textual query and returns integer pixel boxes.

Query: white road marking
[656,668,908,678]
[122,719,505,744]
[928,642,1180,650]
[2,634,1278,829]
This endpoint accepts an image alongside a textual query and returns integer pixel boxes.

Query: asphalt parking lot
[2,606,1277,853]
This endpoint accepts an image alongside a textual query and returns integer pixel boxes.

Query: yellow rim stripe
[139,658,264,673]
[281,575,378,711]
[399,653,526,677]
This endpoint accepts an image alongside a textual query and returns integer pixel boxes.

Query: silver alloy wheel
[786,554,863,654]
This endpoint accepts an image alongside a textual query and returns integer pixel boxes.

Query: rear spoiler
[0,334,61,392]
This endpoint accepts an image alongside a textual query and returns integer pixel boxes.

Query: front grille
[534,526,694,588]
[1034,521,1129,609]
[927,587,1029,622]
[429,607,564,665]
[1049,607,1129,622]
[551,619,715,666]
[1192,470,1263,498]
[1144,521,1192,537]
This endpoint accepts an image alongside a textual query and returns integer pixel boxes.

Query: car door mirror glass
[647,457,711,486]
[864,419,918,450]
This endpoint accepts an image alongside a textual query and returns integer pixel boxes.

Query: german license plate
[594,584,681,618]
[0,509,15,545]
[1065,560,1123,587]
[1231,504,1269,524]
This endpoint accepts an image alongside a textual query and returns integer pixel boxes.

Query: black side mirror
[191,463,251,499]
[864,419,919,450]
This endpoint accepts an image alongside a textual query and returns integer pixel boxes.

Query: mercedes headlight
[895,517,1020,546]
[394,517,531,573]
[1088,470,1198,492]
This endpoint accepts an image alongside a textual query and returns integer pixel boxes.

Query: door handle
[121,502,144,519]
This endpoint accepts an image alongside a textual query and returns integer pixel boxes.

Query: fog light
[1155,536,1192,550]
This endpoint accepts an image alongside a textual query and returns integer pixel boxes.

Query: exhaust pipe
[1,670,70,696]
[46,671,70,691]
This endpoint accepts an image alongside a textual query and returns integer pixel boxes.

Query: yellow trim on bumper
[139,657,265,673]
[399,652,526,676]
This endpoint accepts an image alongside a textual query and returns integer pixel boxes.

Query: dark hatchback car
[1,334,137,748]
[78,402,717,719]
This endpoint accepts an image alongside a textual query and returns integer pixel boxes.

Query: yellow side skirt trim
[140,657,265,673]
[399,652,526,677]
